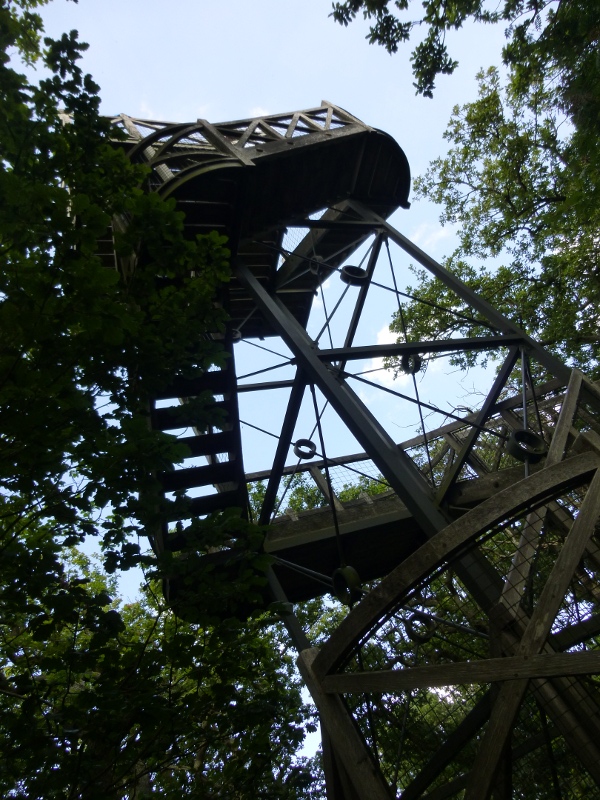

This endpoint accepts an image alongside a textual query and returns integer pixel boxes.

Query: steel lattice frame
[106,103,600,799]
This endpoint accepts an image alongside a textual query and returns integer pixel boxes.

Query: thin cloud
[137,100,157,119]
[248,106,270,118]
[410,222,455,251]
[363,326,410,388]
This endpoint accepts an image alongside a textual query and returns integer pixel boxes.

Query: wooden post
[464,467,600,800]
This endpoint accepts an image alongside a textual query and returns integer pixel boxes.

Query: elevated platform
[106,102,600,799]
[107,103,410,338]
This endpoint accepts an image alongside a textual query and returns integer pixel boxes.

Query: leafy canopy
[329,0,600,111]
[331,0,600,377]
[0,2,321,796]
[394,60,599,376]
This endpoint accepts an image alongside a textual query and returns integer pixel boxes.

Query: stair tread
[177,430,237,457]
[154,369,232,400]
[164,489,245,520]
[160,459,238,492]
[152,400,231,431]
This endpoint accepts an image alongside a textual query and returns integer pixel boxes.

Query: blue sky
[34,0,514,477]
[34,0,510,290]
[32,0,514,596]
[38,0,506,188]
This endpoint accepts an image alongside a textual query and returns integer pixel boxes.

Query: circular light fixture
[293,439,317,459]
[340,265,368,286]
[506,429,547,463]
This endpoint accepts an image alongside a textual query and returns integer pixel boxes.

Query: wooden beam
[309,465,345,512]
[298,649,392,800]
[321,725,362,800]
[546,369,583,464]
[321,652,600,694]
[500,373,582,611]
[464,466,600,800]
[312,452,600,681]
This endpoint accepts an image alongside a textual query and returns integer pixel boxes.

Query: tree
[0,546,318,799]
[329,0,600,116]
[387,62,600,378]
[0,3,320,796]
[330,1,600,377]
[1,0,234,567]
[248,471,389,521]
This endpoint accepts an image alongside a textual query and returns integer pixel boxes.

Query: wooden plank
[581,374,600,412]
[491,593,600,782]
[464,467,600,800]
[443,433,488,477]
[297,649,392,800]
[321,726,362,800]
[160,460,237,492]
[310,466,345,512]
[422,441,451,476]
[546,369,583,464]
[501,368,583,610]
[321,652,600,694]
[197,118,254,165]
[499,408,525,433]
[553,612,600,650]
[235,118,260,149]
[312,452,600,682]
[520,468,600,655]
[285,111,301,137]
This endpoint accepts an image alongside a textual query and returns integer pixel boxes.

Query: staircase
[150,336,248,552]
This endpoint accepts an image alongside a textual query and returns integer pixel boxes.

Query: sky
[30,0,514,591]
[33,0,511,307]
[30,0,518,758]
[37,0,507,193]
[33,0,511,303]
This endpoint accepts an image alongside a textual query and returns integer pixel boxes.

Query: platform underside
[106,103,600,799]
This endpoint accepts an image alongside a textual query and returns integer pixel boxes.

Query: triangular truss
[106,103,600,798]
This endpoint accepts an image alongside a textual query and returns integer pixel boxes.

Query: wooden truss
[105,103,600,798]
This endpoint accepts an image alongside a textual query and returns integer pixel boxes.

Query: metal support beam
[237,263,504,615]
[347,200,572,384]
[237,263,447,540]
[436,347,520,504]
[258,371,307,525]
[266,567,310,652]
[318,335,524,363]
[340,233,384,359]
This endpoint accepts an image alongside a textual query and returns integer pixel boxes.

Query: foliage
[336,0,600,378]
[0,3,320,797]
[388,62,600,377]
[338,494,600,795]
[337,473,389,501]
[331,0,493,96]
[329,0,600,109]
[0,548,319,799]
[248,470,389,520]
[0,6,236,564]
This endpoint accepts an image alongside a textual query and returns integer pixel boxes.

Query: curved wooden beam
[310,451,600,681]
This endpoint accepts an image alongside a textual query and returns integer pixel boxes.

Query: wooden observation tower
[105,103,600,799]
